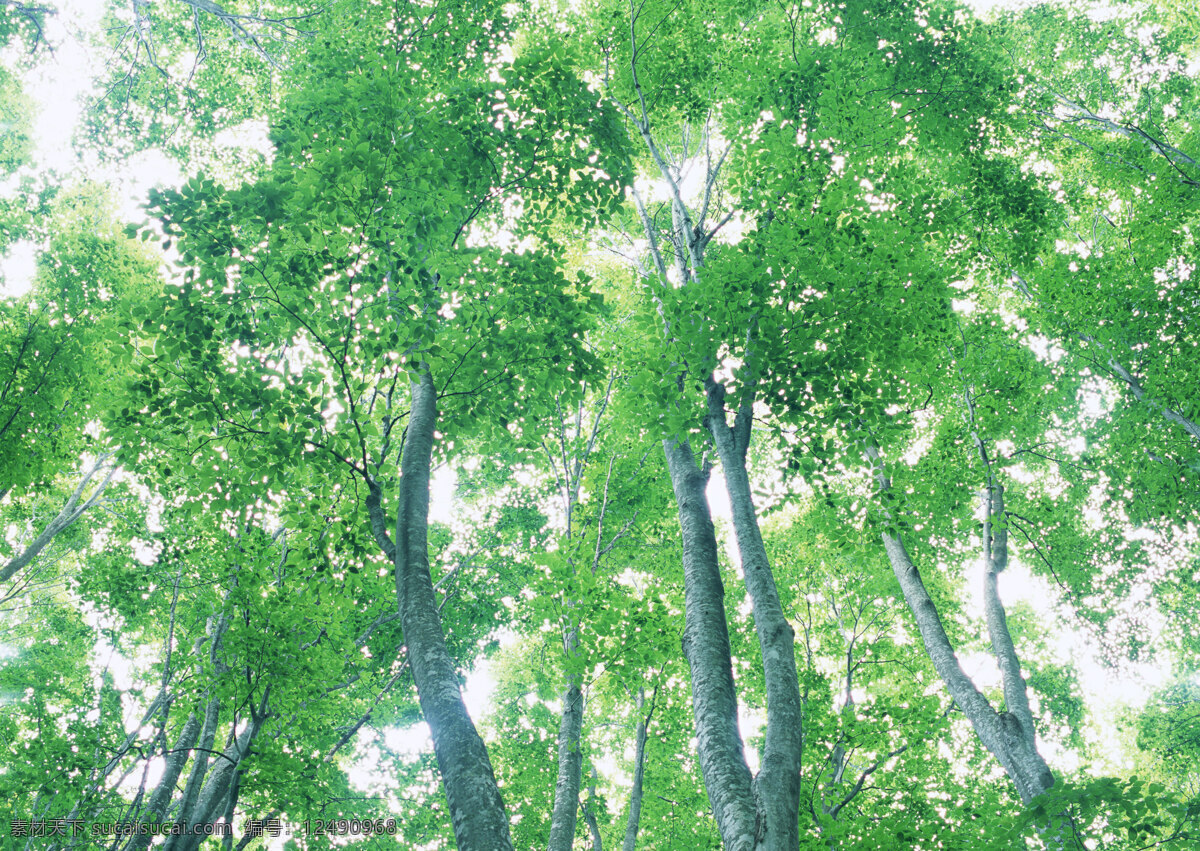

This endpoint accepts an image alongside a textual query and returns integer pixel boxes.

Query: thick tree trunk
[123,712,202,851]
[393,368,514,851]
[162,693,222,851]
[168,717,260,851]
[705,381,802,850]
[547,628,585,851]
[661,437,757,851]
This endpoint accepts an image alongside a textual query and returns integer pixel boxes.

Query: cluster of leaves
[1,0,1199,849]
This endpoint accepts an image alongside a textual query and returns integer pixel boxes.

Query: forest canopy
[1,0,1198,849]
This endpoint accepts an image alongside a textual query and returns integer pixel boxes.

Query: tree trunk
[581,766,604,851]
[169,717,259,851]
[548,629,585,851]
[661,437,757,851]
[866,444,1053,805]
[622,685,654,851]
[705,381,802,850]
[162,693,221,851]
[123,712,202,851]
[394,368,514,851]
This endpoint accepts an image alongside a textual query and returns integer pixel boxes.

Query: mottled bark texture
[867,444,1053,805]
[662,437,758,850]
[169,717,260,851]
[547,658,585,851]
[122,712,202,851]
[705,380,803,850]
[392,368,514,851]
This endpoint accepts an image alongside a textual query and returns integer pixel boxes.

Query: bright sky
[0,0,183,295]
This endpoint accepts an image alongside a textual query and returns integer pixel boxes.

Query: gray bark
[581,767,604,851]
[583,807,604,851]
[548,669,585,851]
[0,454,117,584]
[171,717,259,851]
[545,379,624,851]
[1102,354,1200,442]
[389,368,513,851]
[622,685,655,851]
[122,712,202,851]
[705,381,802,850]
[865,443,1053,805]
[616,21,801,842]
[661,438,757,850]
[1043,93,1200,174]
[162,693,221,851]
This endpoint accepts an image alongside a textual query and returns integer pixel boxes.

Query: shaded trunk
[168,716,260,851]
[705,381,802,850]
[393,368,513,851]
[622,685,655,851]
[547,628,585,851]
[123,712,202,851]
[661,438,757,850]
[581,766,604,851]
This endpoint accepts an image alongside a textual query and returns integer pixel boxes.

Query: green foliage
[3,1,1200,848]
[0,189,158,492]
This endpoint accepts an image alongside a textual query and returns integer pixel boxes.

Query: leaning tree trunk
[391,367,514,851]
[865,442,1053,806]
[170,716,262,851]
[123,712,202,851]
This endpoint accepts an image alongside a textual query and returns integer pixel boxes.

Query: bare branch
[1,453,119,585]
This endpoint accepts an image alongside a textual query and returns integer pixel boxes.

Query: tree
[5,0,1200,849]
[117,2,631,848]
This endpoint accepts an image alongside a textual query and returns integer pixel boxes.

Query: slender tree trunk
[705,381,802,850]
[581,767,604,851]
[661,437,757,851]
[393,368,513,851]
[545,380,620,851]
[622,685,654,851]
[0,454,116,584]
[865,444,1053,805]
[548,627,585,851]
[1101,353,1200,442]
[1006,271,1200,444]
